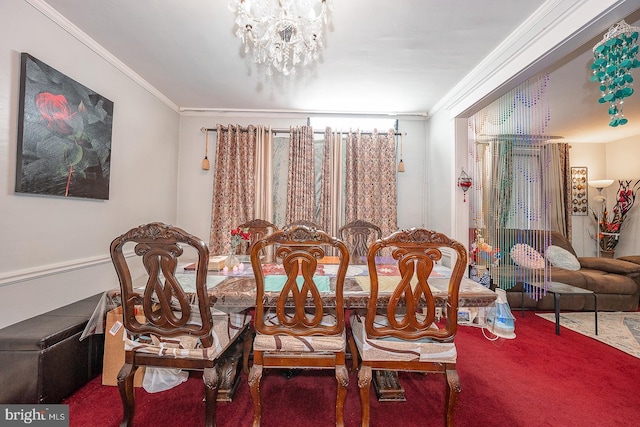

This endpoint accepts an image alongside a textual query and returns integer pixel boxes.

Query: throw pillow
[545,245,581,271]
[510,243,545,269]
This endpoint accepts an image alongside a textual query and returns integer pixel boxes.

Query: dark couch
[488,230,640,311]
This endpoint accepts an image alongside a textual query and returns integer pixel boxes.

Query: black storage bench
[0,293,104,403]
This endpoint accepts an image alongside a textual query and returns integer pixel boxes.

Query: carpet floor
[65,312,640,426]
[536,311,640,359]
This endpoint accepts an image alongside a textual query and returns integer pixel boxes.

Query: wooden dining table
[84,257,497,402]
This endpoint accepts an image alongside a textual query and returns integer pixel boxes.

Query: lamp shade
[588,179,615,190]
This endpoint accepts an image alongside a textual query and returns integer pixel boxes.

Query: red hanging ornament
[458,168,472,202]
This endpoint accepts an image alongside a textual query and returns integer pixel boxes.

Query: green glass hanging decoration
[590,20,640,127]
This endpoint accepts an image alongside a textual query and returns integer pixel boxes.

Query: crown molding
[26,0,180,112]
[430,0,636,119]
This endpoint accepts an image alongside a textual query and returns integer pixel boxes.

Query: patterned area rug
[536,312,640,359]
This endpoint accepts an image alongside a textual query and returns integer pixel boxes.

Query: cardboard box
[102,306,145,387]
[208,255,228,271]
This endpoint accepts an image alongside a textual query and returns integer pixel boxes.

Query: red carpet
[65,312,640,426]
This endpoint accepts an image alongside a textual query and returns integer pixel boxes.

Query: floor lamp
[588,179,615,257]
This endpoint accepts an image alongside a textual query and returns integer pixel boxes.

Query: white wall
[606,135,640,257]
[424,108,455,238]
[0,1,180,328]
[176,114,427,243]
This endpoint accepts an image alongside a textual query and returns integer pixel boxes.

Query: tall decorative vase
[600,250,615,259]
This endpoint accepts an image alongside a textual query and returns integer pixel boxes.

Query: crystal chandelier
[229,0,331,76]
[590,20,640,127]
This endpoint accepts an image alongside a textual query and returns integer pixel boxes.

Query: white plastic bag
[142,367,188,393]
[483,288,516,340]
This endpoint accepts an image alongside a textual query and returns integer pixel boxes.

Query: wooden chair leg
[248,364,263,427]
[116,362,136,427]
[445,365,460,427]
[203,366,219,427]
[335,365,349,427]
[357,365,372,427]
[347,329,359,371]
[242,326,254,375]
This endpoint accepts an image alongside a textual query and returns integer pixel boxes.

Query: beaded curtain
[467,72,553,298]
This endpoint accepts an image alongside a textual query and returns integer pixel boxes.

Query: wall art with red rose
[15,53,114,200]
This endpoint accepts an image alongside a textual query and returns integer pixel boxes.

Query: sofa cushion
[510,243,545,269]
[578,257,640,276]
[617,255,640,265]
[548,267,587,288]
[545,245,580,271]
[580,271,639,295]
[550,232,577,256]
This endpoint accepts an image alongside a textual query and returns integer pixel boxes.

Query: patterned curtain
[209,124,256,254]
[344,129,398,238]
[285,126,315,224]
[547,143,571,237]
[318,127,343,237]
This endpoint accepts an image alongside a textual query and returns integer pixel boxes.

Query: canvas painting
[15,53,114,200]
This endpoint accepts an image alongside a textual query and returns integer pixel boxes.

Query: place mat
[320,264,367,277]
[264,275,330,292]
[536,312,640,359]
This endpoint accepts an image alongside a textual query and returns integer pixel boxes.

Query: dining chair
[348,228,467,427]
[286,219,323,230]
[248,223,350,427]
[338,219,382,263]
[110,222,252,427]
[236,218,279,261]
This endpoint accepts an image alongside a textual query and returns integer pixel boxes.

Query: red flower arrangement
[593,180,640,251]
[230,227,251,253]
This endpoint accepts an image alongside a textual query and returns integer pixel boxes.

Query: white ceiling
[37,0,640,143]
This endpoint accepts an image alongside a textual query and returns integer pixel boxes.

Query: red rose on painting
[35,92,76,136]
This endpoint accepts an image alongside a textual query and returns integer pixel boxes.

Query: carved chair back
[250,223,350,337]
[236,218,279,259]
[110,222,214,347]
[364,228,467,342]
[339,219,383,261]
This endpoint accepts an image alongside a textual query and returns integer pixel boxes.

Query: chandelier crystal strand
[230,0,331,76]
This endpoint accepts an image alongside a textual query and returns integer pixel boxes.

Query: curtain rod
[477,134,564,140]
[200,127,403,136]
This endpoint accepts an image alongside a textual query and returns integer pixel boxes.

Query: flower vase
[600,250,615,259]
[225,253,240,269]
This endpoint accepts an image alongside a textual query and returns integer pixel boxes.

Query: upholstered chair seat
[350,313,456,363]
[124,311,250,360]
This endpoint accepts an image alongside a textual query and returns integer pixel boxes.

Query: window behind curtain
[271,118,397,230]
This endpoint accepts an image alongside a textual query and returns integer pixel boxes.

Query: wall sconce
[458,167,472,202]
[201,127,210,171]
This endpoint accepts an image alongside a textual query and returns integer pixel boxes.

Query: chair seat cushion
[350,313,456,363]
[124,311,250,360]
[253,330,346,352]
[253,310,345,352]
